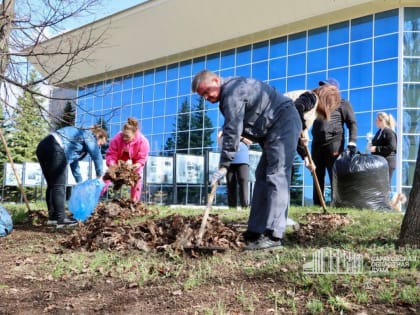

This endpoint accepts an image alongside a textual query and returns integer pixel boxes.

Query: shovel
[302,142,328,213]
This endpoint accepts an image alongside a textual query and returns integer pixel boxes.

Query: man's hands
[347,144,357,154]
[304,156,316,172]
[210,167,227,186]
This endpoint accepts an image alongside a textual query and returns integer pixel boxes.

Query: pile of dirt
[60,199,243,254]
[293,212,351,243]
[103,161,140,190]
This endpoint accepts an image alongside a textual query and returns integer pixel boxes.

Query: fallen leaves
[103,161,140,190]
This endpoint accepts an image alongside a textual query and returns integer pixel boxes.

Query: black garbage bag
[332,150,391,210]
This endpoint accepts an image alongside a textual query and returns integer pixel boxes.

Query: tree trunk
[399,144,420,248]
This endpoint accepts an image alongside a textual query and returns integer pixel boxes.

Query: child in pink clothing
[101,117,150,202]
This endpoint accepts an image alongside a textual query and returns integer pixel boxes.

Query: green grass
[3,202,419,313]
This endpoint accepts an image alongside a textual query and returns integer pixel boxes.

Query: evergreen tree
[164,98,213,156]
[7,71,49,163]
[53,101,75,130]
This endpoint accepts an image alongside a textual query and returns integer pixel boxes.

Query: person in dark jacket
[191,70,339,250]
[369,112,397,184]
[36,126,107,228]
[310,78,358,206]
[218,131,251,209]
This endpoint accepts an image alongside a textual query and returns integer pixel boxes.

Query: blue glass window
[221,68,235,78]
[179,78,191,96]
[375,9,398,36]
[155,66,166,83]
[288,32,307,54]
[206,53,220,71]
[236,45,252,65]
[351,40,372,64]
[354,112,373,137]
[167,63,178,80]
[374,34,398,60]
[103,80,112,94]
[192,57,205,74]
[269,79,286,93]
[328,44,349,68]
[373,84,397,111]
[307,49,326,72]
[165,115,176,133]
[154,83,165,100]
[121,106,132,121]
[103,94,112,110]
[327,68,349,90]
[144,70,154,85]
[252,41,269,62]
[179,60,191,78]
[252,61,268,81]
[287,76,305,92]
[270,37,287,58]
[269,58,286,79]
[143,86,154,102]
[404,59,420,81]
[165,98,178,115]
[351,15,373,41]
[350,88,372,112]
[329,21,349,46]
[221,49,235,69]
[403,109,420,133]
[110,109,121,123]
[153,117,164,133]
[374,60,398,85]
[236,65,251,77]
[404,7,420,31]
[350,64,372,88]
[403,84,420,108]
[142,118,153,134]
[94,96,102,109]
[166,80,178,98]
[133,73,143,88]
[132,88,142,103]
[288,53,306,76]
[142,102,153,119]
[122,75,133,90]
[307,72,327,88]
[122,91,131,105]
[112,92,122,107]
[110,124,121,138]
[308,27,327,50]
[113,78,122,92]
[154,100,165,117]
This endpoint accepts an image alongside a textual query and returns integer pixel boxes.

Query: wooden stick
[196,182,218,246]
[302,142,328,213]
[0,128,31,211]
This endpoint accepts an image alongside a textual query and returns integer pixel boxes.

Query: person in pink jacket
[102,117,150,202]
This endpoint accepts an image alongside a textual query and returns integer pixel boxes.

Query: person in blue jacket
[36,125,107,228]
[218,131,252,209]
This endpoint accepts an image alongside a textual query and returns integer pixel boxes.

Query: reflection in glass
[403,84,420,108]
[402,135,420,160]
[403,31,420,56]
[404,7,420,31]
[403,58,420,82]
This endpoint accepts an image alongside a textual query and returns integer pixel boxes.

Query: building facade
[38,1,420,205]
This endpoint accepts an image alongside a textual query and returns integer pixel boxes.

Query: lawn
[0,202,418,314]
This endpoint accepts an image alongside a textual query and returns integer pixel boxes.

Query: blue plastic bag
[0,206,13,237]
[68,179,104,221]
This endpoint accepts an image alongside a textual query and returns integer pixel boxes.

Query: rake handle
[196,182,218,246]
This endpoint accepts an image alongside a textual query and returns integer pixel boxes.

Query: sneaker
[46,220,58,225]
[243,235,284,251]
[56,217,78,229]
[242,230,261,242]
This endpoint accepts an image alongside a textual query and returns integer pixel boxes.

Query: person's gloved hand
[210,167,227,185]
[347,144,357,154]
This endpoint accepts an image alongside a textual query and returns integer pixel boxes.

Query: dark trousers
[311,141,343,206]
[226,164,249,208]
[247,105,301,239]
[36,135,68,221]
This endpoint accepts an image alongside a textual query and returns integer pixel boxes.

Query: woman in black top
[369,112,397,184]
